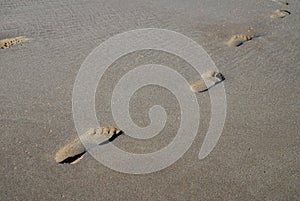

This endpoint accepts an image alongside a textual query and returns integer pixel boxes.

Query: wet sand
[0,0,299,200]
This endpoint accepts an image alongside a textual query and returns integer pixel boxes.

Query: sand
[0,0,299,200]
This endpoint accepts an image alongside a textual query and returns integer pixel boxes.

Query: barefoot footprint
[0,36,30,49]
[190,71,225,93]
[270,9,291,19]
[226,34,254,47]
[55,126,122,164]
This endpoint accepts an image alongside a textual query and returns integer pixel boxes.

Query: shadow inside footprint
[98,131,124,145]
[56,129,124,165]
[227,34,254,47]
[271,9,291,19]
[58,152,86,164]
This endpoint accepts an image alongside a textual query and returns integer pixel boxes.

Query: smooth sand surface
[1,0,299,200]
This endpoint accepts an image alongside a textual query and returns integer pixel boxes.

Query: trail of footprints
[0,1,289,164]
[226,0,291,47]
[55,70,225,165]
[49,0,294,164]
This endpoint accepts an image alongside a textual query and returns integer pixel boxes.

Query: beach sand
[0,0,299,200]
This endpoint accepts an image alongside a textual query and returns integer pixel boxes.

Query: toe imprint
[226,34,253,47]
[55,126,122,164]
[0,36,30,49]
[95,126,122,139]
[270,9,291,19]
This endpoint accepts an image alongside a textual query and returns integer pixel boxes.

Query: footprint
[270,9,291,18]
[190,71,225,93]
[271,0,289,5]
[226,34,253,47]
[55,126,122,164]
[0,36,30,49]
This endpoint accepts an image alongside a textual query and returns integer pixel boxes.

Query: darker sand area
[0,0,299,200]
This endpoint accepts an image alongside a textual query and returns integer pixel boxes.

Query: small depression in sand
[190,71,225,93]
[55,126,122,164]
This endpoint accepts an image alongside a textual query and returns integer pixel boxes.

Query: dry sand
[0,0,299,200]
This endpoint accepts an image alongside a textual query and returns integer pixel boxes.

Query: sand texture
[0,0,299,200]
